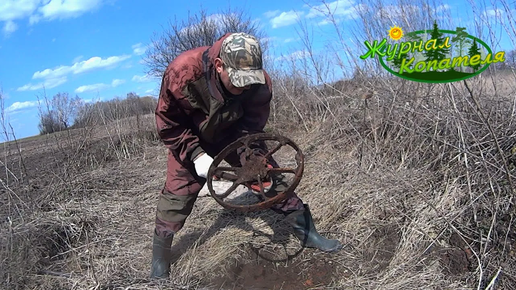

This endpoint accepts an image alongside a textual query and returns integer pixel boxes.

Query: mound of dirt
[209,254,337,290]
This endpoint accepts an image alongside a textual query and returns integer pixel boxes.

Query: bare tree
[51,92,83,129]
[506,49,516,69]
[38,110,65,134]
[143,7,267,78]
[38,92,83,134]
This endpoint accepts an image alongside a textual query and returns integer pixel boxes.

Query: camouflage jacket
[155,33,273,164]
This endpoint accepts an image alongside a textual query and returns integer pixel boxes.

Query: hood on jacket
[206,32,232,69]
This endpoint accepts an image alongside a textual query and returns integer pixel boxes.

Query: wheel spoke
[215,182,239,199]
[214,166,239,172]
[213,167,239,181]
[263,142,283,159]
[217,172,239,181]
[267,167,297,175]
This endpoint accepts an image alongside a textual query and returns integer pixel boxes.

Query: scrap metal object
[207,133,304,212]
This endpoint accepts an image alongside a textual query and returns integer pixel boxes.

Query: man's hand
[193,153,213,179]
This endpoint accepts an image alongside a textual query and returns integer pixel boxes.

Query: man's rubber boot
[150,231,173,279]
[286,204,343,253]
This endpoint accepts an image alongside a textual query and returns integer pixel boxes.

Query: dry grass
[2,68,515,289]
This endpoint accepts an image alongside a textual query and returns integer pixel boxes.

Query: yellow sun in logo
[388,26,404,41]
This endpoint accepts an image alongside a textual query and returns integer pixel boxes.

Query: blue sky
[0,0,514,140]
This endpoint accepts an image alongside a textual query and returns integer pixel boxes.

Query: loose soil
[210,254,338,290]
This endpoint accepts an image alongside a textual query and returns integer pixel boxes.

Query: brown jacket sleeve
[155,53,206,163]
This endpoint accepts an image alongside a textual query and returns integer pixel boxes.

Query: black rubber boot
[150,231,173,279]
[286,204,343,253]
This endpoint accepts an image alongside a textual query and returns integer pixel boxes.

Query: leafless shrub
[51,92,83,129]
[74,93,157,128]
[143,7,267,78]
[37,92,83,134]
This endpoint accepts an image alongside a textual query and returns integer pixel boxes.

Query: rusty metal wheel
[207,133,304,212]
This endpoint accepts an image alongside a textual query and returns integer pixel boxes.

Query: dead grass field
[1,71,516,290]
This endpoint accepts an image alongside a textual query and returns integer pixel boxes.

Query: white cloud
[75,78,126,93]
[33,55,131,80]
[75,83,109,93]
[17,77,68,91]
[34,0,103,23]
[284,37,299,43]
[290,50,310,59]
[435,4,451,13]
[276,50,310,61]
[83,97,102,103]
[132,43,147,56]
[260,36,278,46]
[3,20,17,35]
[72,55,83,63]
[318,19,332,26]
[354,3,368,15]
[263,10,281,18]
[132,74,154,83]
[6,100,39,112]
[306,0,355,18]
[261,36,278,42]
[29,14,41,24]
[376,5,420,19]
[0,0,103,32]
[267,1,362,28]
[270,11,303,28]
[484,8,503,18]
[0,0,40,22]
[145,88,157,95]
[111,79,125,87]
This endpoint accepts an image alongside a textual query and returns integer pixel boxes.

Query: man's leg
[151,151,204,279]
[281,198,343,253]
[266,158,343,253]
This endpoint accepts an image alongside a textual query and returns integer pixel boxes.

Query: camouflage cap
[220,32,266,87]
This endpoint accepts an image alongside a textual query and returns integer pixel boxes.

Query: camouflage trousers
[154,144,305,239]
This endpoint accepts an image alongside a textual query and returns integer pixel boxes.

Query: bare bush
[38,92,82,134]
[143,7,267,77]
[73,93,157,128]
[38,110,66,134]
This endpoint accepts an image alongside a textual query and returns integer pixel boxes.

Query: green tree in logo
[468,39,481,72]
[424,20,450,69]
[451,27,471,72]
